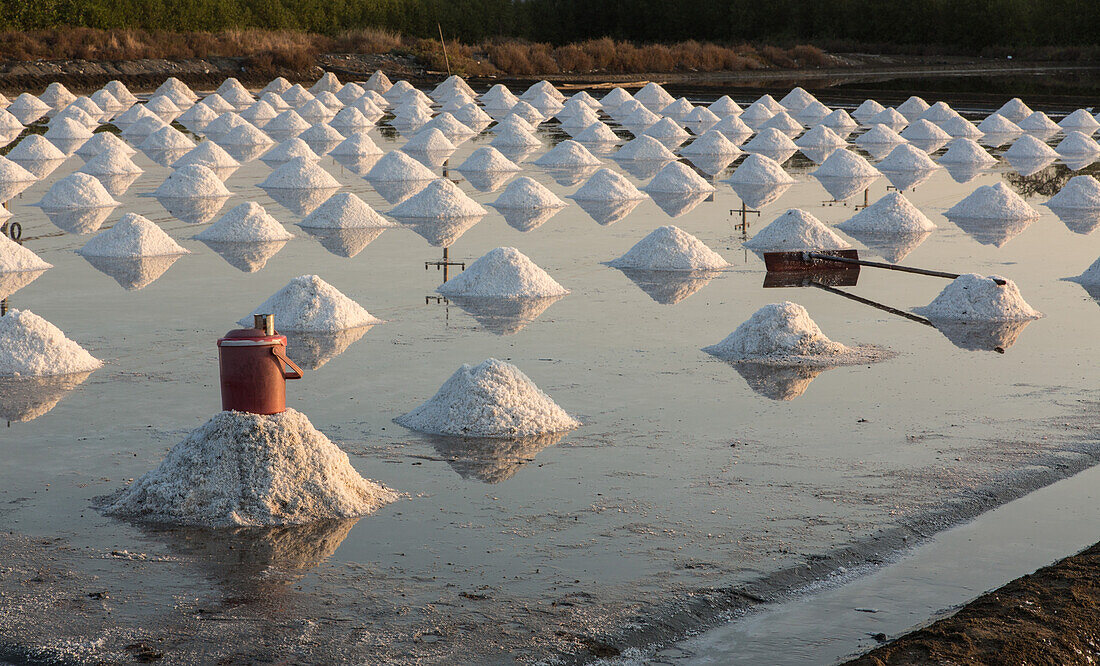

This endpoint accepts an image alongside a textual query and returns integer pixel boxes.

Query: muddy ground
[845,540,1100,665]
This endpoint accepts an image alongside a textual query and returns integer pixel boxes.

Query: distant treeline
[2,0,1099,54]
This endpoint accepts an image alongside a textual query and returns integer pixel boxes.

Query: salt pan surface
[0,309,102,376]
[609,225,728,271]
[914,274,1041,321]
[395,358,579,438]
[102,408,397,527]
[77,213,189,257]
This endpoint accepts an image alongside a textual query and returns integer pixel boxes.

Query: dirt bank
[845,540,1100,665]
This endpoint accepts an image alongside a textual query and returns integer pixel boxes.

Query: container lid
[217,327,287,346]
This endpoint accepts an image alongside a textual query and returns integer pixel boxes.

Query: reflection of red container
[217,326,303,415]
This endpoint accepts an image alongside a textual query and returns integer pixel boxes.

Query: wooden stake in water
[438,24,451,74]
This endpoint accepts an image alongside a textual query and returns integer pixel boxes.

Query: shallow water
[2,89,1100,663]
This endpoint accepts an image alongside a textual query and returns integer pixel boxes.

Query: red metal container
[217,322,303,415]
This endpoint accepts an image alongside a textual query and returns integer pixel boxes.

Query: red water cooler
[217,314,303,414]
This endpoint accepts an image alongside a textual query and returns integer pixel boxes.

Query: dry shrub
[552,44,593,72]
[333,28,404,54]
[758,44,796,68]
[487,42,535,74]
[790,44,830,67]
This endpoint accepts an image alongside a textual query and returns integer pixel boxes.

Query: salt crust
[195,202,293,242]
[459,147,522,173]
[240,274,380,332]
[945,182,1040,221]
[609,225,729,271]
[0,309,102,376]
[0,235,52,272]
[703,302,882,366]
[389,179,486,219]
[395,358,580,438]
[643,161,716,194]
[1045,175,1100,210]
[39,173,119,209]
[259,156,340,190]
[437,247,567,299]
[914,274,1042,321]
[299,192,394,229]
[490,177,566,209]
[155,165,232,199]
[744,208,851,251]
[102,408,397,527]
[366,150,437,182]
[570,168,647,201]
[78,213,189,258]
[836,192,936,234]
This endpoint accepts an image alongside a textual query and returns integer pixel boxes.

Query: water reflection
[222,142,273,163]
[155,195,230,225]
[614,267,721,304]
[943,162,986,184]
[926,317,1034,353]
[614,158,675,180]
[199,240,288,272]
[839,229,932,263]
[729,362,828,401]
[298,226,385,258]
[0,269,47,300]
[571,198,645,226]
[649,190,714,218]
[446,294,565,335]
[1048,209,1100,235]
[93,173,142,198]
[81,254,184,290]
[813,175,878,202]
[401,216,481,247]
[459,169,515,193]
[540,166,600,188]
[42,206,116,234]
[683,153,737,177]
[143,148,191,168]
[425,431,568,483]
[879,168,937,191]
[1005,156,1058,178]
[260,186,339,216]
[490,204,565,232]
[0,371,94,422]
[726,182,792,210]
[330,153,381,177]
[283,328,371,370]
[948,215,1034,247]
[369,178,433,205]
[12,158,66,180]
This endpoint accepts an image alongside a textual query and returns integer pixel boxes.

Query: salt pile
[77,213,189,257]
[145,96,182,122]
[259,156,340,190]
[420,112,476,141]
[176,103,218,132]
[40,83,77,110]
[331,106,374,133]
[938,138,997,165]
[794,125,846,149]
[869,107,908,131]
[571,168,647,201]
[609,225,728,271]
[996,99,1033,123]
[310,72,343,94]
[744,208,852,251]
[811,149,880,178]
[140,125,195,153]
[680,130,741,156]
[945,182,1040,221]
[0,157,38,199]
[600,87,633,109]
[459,147,522,173]
[821,109,858,131]
[437,247,567,299]
[490,123,541,148]
[78,147,144,176]
[121,116,169,143]
[44,117,93,141]
[102,408,397,527]
[76,132,136,159]
[262,138,320,166]
[365,70,392,94]
[877,143,940,173]
[938,114,983,139]
[615,135,678,161]
[853,99,886,122]
[8,94,50,124]
[703,302,878,365]
[298,123,346,153]
[1059,109,1100,134]
[684,106,721,127]
[39,174,119,209]
[660,97,695,120]
[299,192,394,229]
[403,127,456,154]
[643,117,691,141]
[103,81,138,106]
[739,101,777,128]
[896,96,931,121]
[330,132,383,158]
[156,165,232,199]
[914,274,1041,321]
[195,202,292,242]
[240,275,379,332]
[240,100,278,128]
[725,154,796,186]
[978,114,1023,135]
[1068,257,1100,285]
[219,123,275,149]
[366,150,437,182]
[389,179,486,219]
[395,358,579,438]
[1056,131,1100,156]
[1004,134,1060,160]
[0,309,102,376]
[264,110,312,140]
[172,141,240,178]
[155,77,197,103]
[760,111,803,136]
[643,161,716,194]
[1045,175,1100,211]
[490,177,566,210]
[856,124,905,146]
[709,95,742,116]
[743,128,798,160]
[622,106,661,129]
[712,115,753,140]
[0,234,51,274]
[533,140,602,167]
[1018,111,1061,134]
[900,119,951,142]
[836,192,936,233]
[918,101,957,124]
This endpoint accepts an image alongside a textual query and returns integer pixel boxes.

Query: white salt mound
[240,275,380,332]
[938,138,997,165]
[459,146,522,173]
[395,358,580,438]
[877,143,940,172]
[39,173,119,209]
[812,149,879,178]
[366,150,437,182]
[725,154,796,186]
[0,309,102,376]
[0,235,52,273]
[78,213,189,257]
[437,247,567,298]
[945,182,1040,221]
[571,168,647,201]
[643,161,716,194]
[195,202,292,242]
[1069,257,1100,285]
[609,225,729,271]
[172,141,240,170]
[299,192,394,229]
[259,156,340,190]
[155,165,231,199]
[913,274,1042,321]
[533,140,602,167]
[1045,175,1100,210]
[102,408,398,527]
[79,148,143,176]
[836,192,936,233]
[744,208,852,251]
[491,177,566,209]
[389,179,486,219]
[615,135,678,161]
[703,301,856,364]
[1003,134,1059,160]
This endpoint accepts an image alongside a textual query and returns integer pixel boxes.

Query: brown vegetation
[0,27,833,77]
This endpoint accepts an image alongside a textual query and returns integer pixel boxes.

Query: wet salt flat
[2,81,1100,663]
